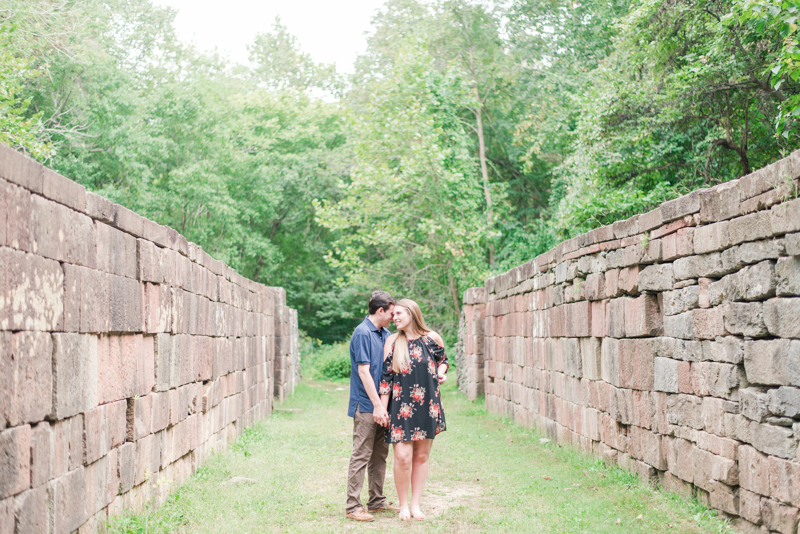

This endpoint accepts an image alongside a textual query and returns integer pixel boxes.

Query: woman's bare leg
[410,439,433,518]
[393,442,413,519]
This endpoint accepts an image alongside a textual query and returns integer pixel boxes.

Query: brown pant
[346,407,389,513]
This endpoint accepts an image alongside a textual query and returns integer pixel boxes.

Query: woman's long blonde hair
[392,299,431,373]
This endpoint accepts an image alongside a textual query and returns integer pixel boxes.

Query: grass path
[108,379,731,533]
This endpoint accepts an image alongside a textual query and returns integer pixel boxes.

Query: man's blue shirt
[348,317,390,417]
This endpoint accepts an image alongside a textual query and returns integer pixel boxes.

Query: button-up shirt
[348,316,391,417]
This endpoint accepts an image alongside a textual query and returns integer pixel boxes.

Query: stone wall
[0,145,299,534]
[459,149,800,533]
[455,288,486,400]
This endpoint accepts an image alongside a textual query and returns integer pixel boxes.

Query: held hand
[438,373,447,384]
[373,405,388,425]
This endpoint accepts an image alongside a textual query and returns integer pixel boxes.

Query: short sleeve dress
[379,335,448,444]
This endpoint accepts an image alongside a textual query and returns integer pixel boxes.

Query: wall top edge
[0,143,283,301]
[485,148,800,296]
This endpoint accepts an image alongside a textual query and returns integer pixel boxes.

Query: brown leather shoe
[368,504,401,513]
[345,509,375,522]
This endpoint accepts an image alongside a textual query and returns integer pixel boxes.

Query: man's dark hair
[368,290,396,315]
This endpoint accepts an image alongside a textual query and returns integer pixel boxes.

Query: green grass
[105,379,732,533]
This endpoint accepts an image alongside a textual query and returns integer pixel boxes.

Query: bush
[304,341,351,381]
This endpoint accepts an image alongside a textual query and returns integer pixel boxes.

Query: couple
[345,291,449,522]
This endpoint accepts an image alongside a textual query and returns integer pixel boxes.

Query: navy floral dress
[380,335,448,443]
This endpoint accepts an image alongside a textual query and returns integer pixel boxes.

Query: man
[345,290,399,522]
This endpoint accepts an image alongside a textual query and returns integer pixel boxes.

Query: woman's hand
[438,373,447,384]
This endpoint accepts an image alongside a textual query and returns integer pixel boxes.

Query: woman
[379,299,448,520]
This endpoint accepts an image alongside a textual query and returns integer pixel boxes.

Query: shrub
[305,341,351,381]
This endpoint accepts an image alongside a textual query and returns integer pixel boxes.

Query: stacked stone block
[455,287,486,400]
[0,145,298,533]
[461,149,800,533]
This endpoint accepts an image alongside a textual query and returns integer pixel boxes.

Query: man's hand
[373,404,389,426]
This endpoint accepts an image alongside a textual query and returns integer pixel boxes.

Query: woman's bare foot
[411,508,426,520]
[398,508,411,521]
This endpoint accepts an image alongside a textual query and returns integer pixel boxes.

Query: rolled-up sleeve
[350,332,371,366]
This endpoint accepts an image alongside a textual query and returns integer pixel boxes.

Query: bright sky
[151,0,387,73]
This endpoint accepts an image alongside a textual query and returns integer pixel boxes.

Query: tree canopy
[3,0,798,342]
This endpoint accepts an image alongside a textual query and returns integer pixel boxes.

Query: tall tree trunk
[475,104,495,266]
[448,271,461,318]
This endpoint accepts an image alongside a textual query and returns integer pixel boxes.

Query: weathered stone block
[661,190,701,222]
[4,180,32,252]
[151,391,170,433]
[739,444,770,495]
[137,238,166,284]
[703,336,744,364]
[0,332,52,427]
[133,433,161,486]
[42,167,86,212]
[771,197,800,235]
[667,394,703,429]
[565,301,591,337]
[561,338,581,378]
[723,302,768,337]
[619,265,640,295]
[692,308,725,340]
[638,263,674,292]
[709,272,741,306]
[742,260,777,301]
[738,488,763,525]
[764,298,800,338]
[768,387,800,418]
[95,221,137,279]
[53,415,83,477]
[585,272,604,301]
[761,498,799,534]
[144,283,171,334]
[30,195,95,267]
[109,274,144,332]
[154,334,177,392]
[749,421,796,459]
[0,425,30,499]
[117,442,135,493]
[52,334,98,419]
[745,339,795,386]
[607,298,626,338]
[625,294,662,337]
[0,248,64,331]
[601,338,619,387]
[730,211,773,245]
[700,180,741,223]
[769,455,800,508]
[741,388,770,422]
[97,335,137,405]
[776,256,800,296]
[49,467,87,534]
[127,394,152,442]
[694,221,731,254]
[0,144,44,193]
[580,337,601,380]
[663,285,699,316]
[13,485,48,534]
[654,357,679,393]
[29,422,51,488]
[664,312,693,340]
[692,362,741,399]
[107,400,127,449]
[113,204,144,237]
